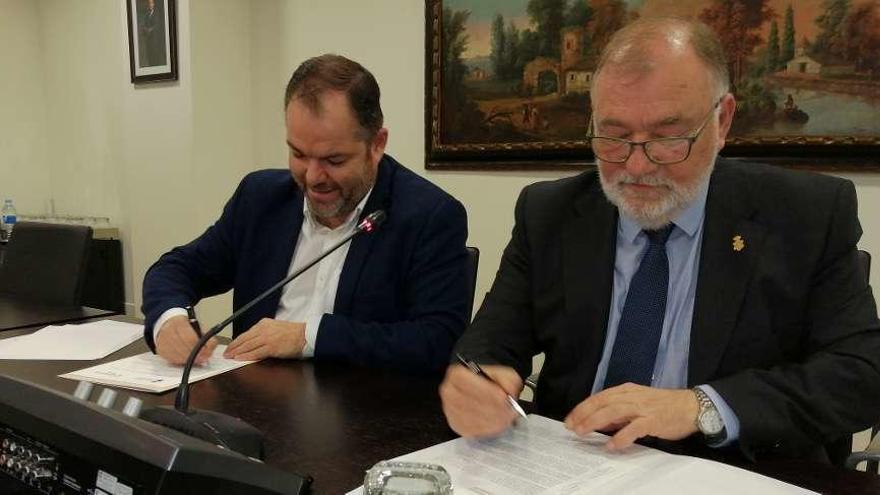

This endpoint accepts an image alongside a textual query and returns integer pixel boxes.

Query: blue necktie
[603,225,673,389]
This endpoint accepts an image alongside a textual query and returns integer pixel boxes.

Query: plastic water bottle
[0,199,17,244]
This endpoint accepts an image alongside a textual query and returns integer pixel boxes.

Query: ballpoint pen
[185,305,203,338]
[456,353,528,420]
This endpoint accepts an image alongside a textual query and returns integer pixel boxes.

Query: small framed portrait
[125,0,178,84]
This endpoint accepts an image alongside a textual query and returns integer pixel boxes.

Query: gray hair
[591,17,730,100]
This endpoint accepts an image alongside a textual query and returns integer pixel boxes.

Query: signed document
[60,345,255,393]
[347,415,813,495]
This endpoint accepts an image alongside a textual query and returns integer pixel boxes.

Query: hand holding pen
[456,353,528,420]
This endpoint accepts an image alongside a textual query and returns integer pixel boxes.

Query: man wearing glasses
[441,17,880,463]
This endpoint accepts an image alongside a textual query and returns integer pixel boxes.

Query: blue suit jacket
[142,155,470,372]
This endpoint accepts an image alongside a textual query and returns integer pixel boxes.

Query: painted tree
[505,21,522,79]
[844,2,880,77]
[527,0,566,58]
[587,0,630,58]
[565,0,593,27]
[441,8,485,141]
[765,20,781,72]
[812,0,850,60]
[490,14,508,78]
[700,0,776,84]
[781,4,796,64]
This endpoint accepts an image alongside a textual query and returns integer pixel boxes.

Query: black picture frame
[425,0,880,172]
[126,0,178,84]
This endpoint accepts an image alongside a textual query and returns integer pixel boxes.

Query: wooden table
[0,334,878,494]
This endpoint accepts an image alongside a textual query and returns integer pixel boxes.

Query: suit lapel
[334,157,394,314]
[563,180,618,405]
[688,162,765,385]
[261,185,304,318]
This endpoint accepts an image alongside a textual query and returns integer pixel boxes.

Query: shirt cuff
[153,307,188,344]
[300,314,324,358]
[698,384,741,447]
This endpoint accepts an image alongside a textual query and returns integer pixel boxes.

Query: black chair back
[0,222,93,306]
[465,246,480,321]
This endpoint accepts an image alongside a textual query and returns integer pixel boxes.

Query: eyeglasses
[586,97,723,165]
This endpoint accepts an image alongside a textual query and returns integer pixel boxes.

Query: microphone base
[141,406,265,460]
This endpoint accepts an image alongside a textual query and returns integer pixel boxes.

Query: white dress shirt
[153,189,372,358]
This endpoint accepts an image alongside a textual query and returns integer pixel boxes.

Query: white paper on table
[0,320,142,360]
[59,345,255,393]
[346,415,815,495]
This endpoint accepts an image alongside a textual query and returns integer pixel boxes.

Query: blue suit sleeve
[141,181,243,351]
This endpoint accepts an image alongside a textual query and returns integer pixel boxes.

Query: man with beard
[440,17,880,464]
[142,54,469,372]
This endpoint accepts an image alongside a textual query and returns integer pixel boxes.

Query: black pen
[456,353,527,419]
[185,305,203,338]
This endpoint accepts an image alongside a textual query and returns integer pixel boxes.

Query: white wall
[0,0,52,213]
[0,0,878,329]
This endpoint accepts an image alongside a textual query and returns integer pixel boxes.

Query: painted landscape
[439,0,880,145]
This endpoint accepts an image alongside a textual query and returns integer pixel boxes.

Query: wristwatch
[693,387,727,444]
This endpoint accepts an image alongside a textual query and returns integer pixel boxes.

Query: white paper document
[59,345,255,393]
[347,415,814,495]
[0,320,142,360]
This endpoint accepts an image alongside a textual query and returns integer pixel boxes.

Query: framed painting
[126,0,178,84]
[425,0,880,170]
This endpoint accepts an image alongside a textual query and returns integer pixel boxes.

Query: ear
[715,93,736,150]
[369,128,389,166]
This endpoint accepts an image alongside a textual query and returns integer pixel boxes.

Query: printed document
[59,345,255,393]
[0,320,142,360]
[347,415,814,494]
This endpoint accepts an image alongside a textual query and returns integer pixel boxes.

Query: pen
[456,353,527,420]
[185,305,203,338]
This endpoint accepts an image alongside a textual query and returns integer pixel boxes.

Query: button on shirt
[153,189,372,359]
[590,183,741,446]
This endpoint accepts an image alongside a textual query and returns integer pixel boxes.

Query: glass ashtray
[363,460,452,494]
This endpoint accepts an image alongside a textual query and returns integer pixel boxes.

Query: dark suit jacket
[142,155,470,372]
[456,159,880,460]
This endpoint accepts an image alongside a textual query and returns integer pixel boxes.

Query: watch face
[699,409,725,436]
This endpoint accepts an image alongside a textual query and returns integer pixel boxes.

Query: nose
[304,159,327,186]
[623,144,658,177]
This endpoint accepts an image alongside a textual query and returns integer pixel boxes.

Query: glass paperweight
[363,461,452,495]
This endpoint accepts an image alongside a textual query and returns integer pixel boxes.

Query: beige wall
[0,0,878,331]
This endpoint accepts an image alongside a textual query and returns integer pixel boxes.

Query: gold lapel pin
[732,235,745,252]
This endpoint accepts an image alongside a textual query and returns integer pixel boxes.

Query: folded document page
[347,414,813,495]
[59,345,255,393]
[0,320,142,360]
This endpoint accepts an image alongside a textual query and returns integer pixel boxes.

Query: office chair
[0,221,93,306]
[465,246,480,321]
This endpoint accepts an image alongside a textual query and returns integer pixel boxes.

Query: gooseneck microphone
[141,209,387,459]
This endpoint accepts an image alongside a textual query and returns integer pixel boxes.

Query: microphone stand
[141,210,387,459]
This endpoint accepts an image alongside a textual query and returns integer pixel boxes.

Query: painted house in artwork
[785,48,822,76]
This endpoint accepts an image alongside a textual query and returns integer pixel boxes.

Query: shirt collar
[619,180,709,243]
[303,187,374,232]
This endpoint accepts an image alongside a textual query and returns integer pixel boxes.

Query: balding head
[591,17,729,102]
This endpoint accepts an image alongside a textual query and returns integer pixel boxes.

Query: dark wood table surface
[0,296,117,331]
[1,325,879,494]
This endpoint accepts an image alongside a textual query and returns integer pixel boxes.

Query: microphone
[141,209,387,459]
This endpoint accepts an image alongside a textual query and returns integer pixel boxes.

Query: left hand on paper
[563,383,699,451]
[223,318,306,360]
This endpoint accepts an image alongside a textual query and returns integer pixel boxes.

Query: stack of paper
[347,415,814,495]
[60,345,255,393]
[0,320,142,360]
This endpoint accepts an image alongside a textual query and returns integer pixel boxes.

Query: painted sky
[445,0,844,59]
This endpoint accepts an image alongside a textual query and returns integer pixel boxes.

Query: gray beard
[599,153,716,230]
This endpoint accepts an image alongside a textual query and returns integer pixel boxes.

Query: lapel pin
[732,235,745,252]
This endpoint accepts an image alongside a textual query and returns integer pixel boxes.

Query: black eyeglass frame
[586,96,725,165]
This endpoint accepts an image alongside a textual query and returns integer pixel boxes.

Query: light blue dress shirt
[590,184,741,446]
